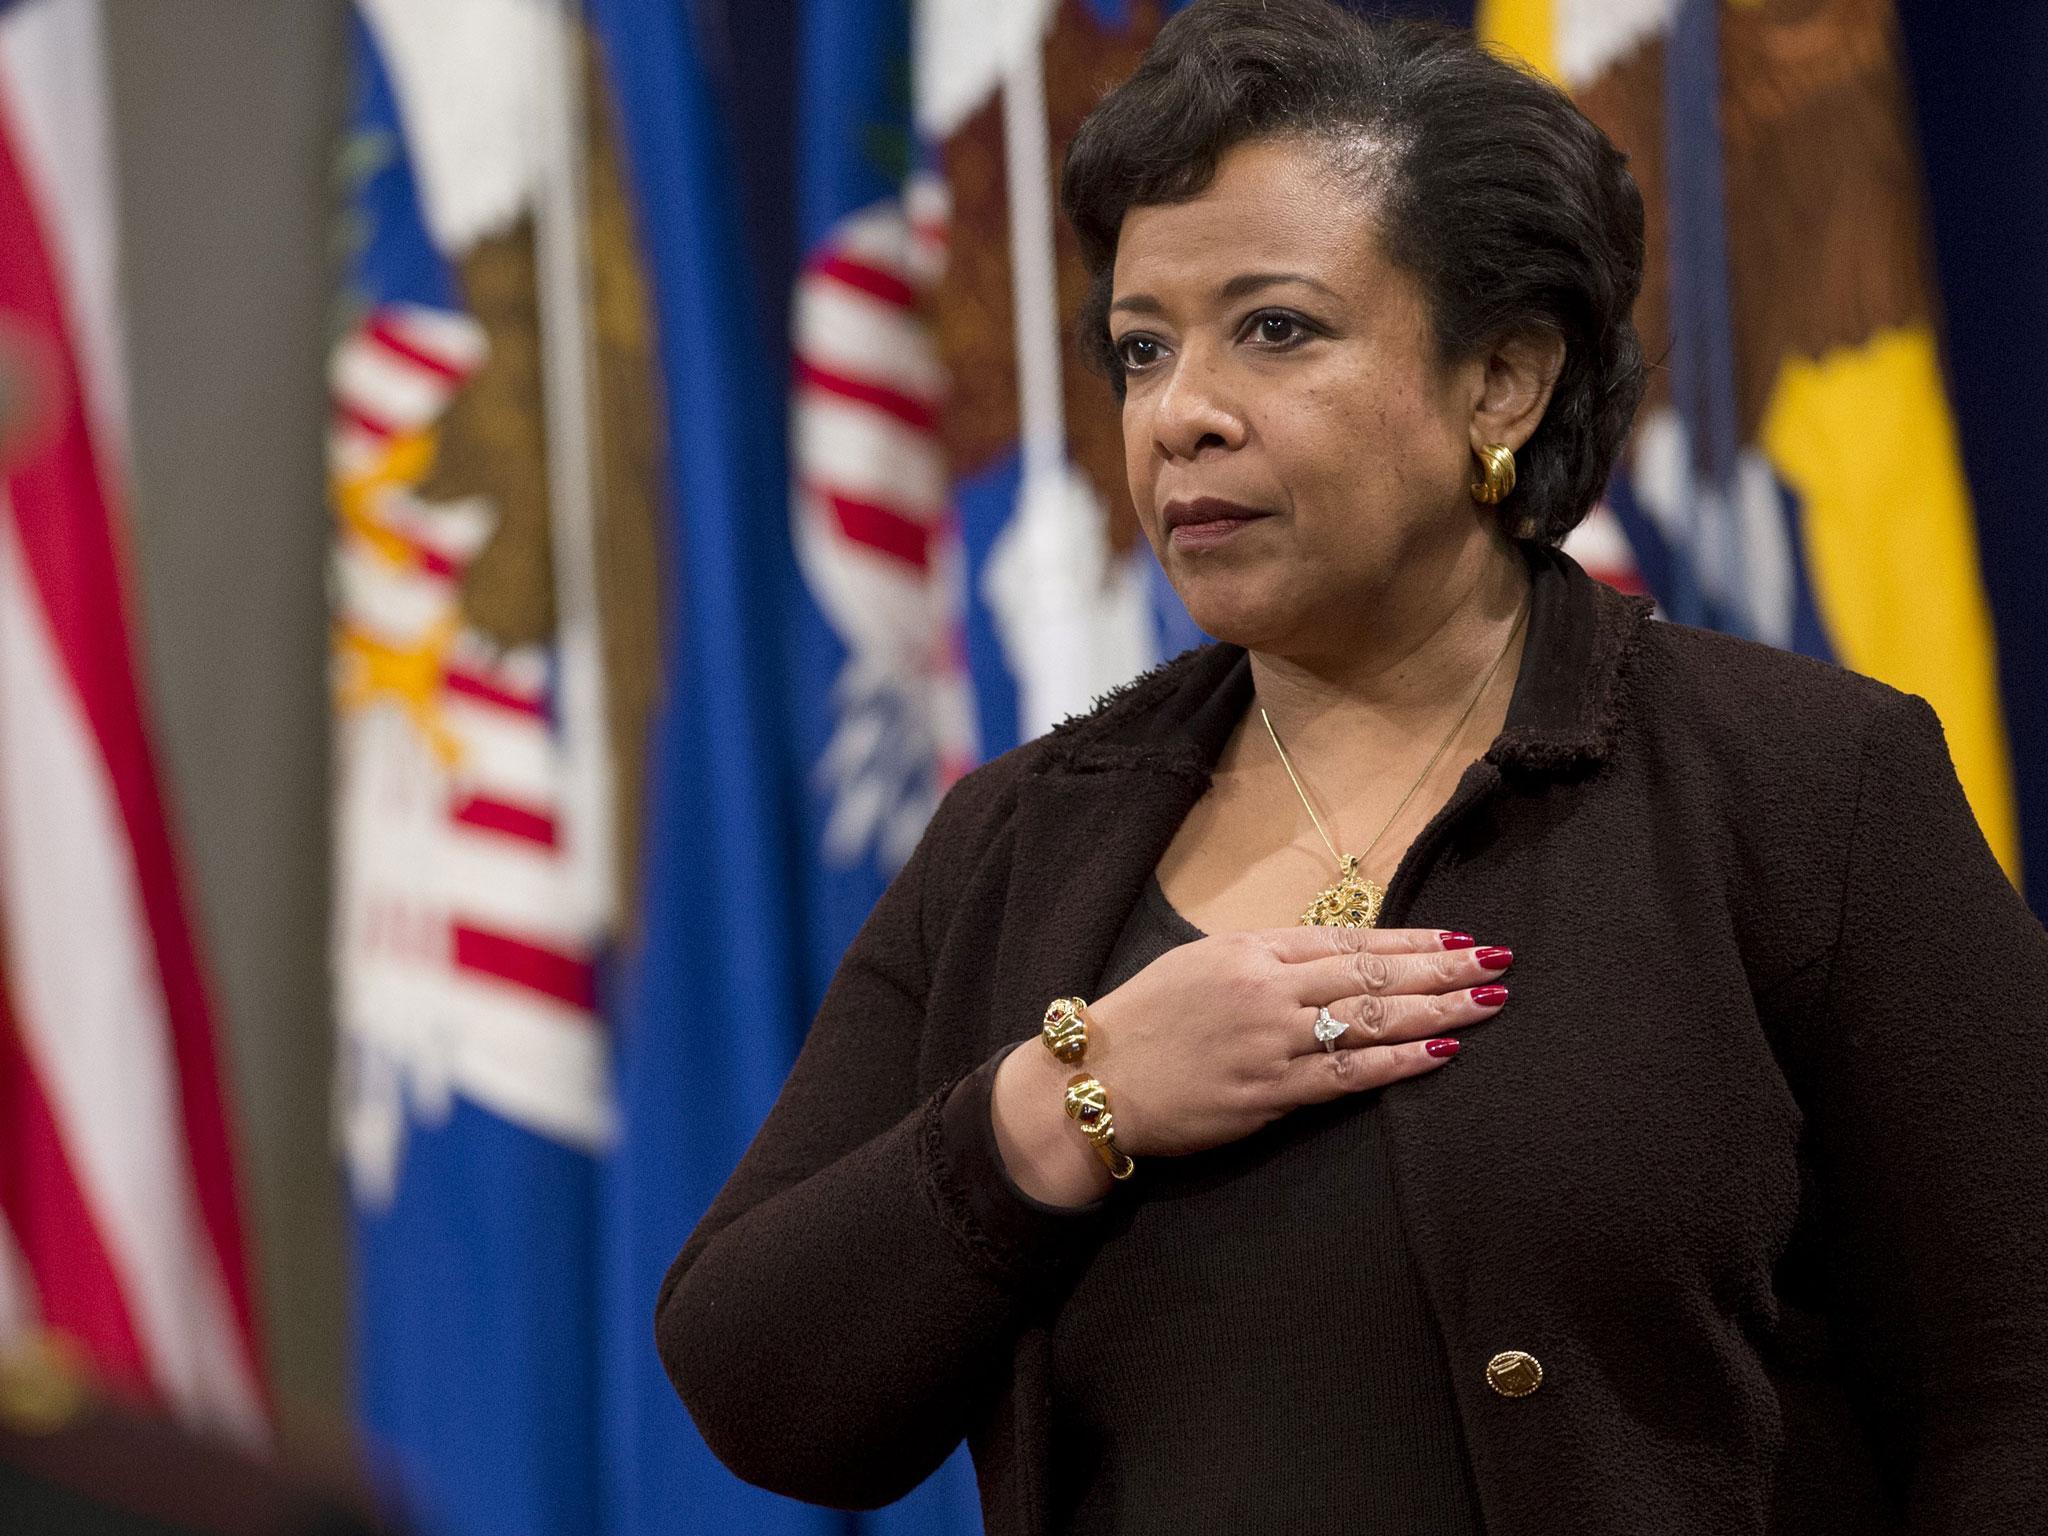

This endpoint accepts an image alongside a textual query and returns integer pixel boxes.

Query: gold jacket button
[1485,1349,1544,1398]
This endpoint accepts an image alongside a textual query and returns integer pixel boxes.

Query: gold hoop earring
[1471,443,1517,505]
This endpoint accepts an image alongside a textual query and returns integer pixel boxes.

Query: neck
[1249,530,1532,753]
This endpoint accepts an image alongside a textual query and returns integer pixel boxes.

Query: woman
[658,4,2048,1531]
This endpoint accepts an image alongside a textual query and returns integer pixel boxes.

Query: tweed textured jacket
[658,547,2048,1535]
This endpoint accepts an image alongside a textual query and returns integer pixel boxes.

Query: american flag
[0,0,264,1435]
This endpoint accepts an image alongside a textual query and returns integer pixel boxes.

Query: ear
[1468,329,1565,454]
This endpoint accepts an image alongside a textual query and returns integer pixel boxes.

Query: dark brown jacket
[658,547,2048,1534]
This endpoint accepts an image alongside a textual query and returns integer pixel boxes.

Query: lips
[1160,496,1273,549]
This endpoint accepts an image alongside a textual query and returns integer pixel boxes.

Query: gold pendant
[1300,854,1385,929]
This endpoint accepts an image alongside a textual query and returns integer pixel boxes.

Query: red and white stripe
[330,301,609,1199]
[0,0,264,1435]
[794,200,954,590]
[327,301,485,475]
[437,639,602,1029]
[792,185,977,856]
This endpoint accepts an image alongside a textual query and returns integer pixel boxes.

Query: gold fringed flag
[1479,0,2020,882]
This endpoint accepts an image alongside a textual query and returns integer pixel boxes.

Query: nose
[1149,345,1247,463]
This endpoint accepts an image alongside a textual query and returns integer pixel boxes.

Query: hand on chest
[1154,757,1805,1285]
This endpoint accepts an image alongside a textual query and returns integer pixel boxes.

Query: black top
[1045,878,1484,1533]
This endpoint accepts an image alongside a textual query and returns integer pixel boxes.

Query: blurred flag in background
[1477,0,2021,880]
[329,0,661,1528]
[0,0,265,1438]
[593,0,985,1524]
[588,0,853,1526]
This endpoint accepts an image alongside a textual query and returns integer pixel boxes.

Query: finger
[1288,943,1513,1007]
[1258,924,1467,965]
[1299,983,1507,1054]
[1277,1037,1462,1106]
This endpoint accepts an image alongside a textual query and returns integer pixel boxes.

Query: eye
[1242,309,1314,349]
[1111,332,1167,374]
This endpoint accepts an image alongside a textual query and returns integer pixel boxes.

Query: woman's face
[1110,136,1495,655]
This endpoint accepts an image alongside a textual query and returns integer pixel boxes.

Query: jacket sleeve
[1812,689,2048,1529]
[653,779,1107,1509]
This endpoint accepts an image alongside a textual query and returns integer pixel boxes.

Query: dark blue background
[1897,0,2048,916]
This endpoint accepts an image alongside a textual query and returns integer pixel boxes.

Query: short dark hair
[1060,0,1647,544]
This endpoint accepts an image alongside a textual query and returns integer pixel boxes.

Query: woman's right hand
[989,924,1512,1206]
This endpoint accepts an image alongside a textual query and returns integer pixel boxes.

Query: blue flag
[584,0,821,1524]
[332,6,609,1533]
[591,0,979,1527]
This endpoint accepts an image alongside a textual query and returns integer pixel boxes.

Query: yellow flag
[1478,0,2019,880]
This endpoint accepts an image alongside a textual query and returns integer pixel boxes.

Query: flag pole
[983,7,1153,740]
[532,0,616,938]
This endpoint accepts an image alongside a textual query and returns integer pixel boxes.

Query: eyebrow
[1109,271,1342,316]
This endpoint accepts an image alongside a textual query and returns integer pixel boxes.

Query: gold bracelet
[1063,1073,1136,1181]
[1040,996,1092,1064]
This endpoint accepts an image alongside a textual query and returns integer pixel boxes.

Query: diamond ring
[1313,1006,1349,1053]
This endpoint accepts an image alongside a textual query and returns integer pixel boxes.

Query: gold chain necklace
[1260,603,1529,928]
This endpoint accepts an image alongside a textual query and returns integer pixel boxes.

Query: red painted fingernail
[1470,984,1509,1008]
[1425,1038,1462,1059]
[1475,946,1513,970]
[1439,931,1477,949]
